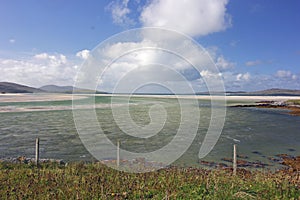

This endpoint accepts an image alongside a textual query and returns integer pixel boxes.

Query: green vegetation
[0,162,299,199]
[287,99,300,105]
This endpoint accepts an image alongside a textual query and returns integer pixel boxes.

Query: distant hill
[0,82,44,93]
[224,89,300,96]
[1,82,299,96]
[40,85,108,94]
[0,82,107,94]
[246,88,300,96]
[39,85,75,93]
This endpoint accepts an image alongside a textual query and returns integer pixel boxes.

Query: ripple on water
[0,97,299,168]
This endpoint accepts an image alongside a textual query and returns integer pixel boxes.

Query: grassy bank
[287,99,300,105]
[0,162,299,199]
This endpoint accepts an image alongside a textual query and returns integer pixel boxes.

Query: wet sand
[1,93,299,103]
[97,94,300,102]
[0,93,299,113]
[0,93,87,103]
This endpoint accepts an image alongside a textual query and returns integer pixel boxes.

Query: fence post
[117,140,120,167]
[233,144,237,175]
[35,138,40,166]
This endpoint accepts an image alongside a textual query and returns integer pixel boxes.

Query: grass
[287,99,300,105]
[0,162,299,199]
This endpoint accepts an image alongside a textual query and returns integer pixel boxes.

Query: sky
[0,0,300,92]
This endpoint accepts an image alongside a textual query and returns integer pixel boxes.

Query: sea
[0,94,299,169]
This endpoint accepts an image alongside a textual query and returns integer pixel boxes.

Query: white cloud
[75,32,228,93]
[245,60,262,66]
[236,72,250,81]
[275,70,297,80]
[0,53,77,87]
[34,53,49,59]
[34,53,67,66]
[275,70,298,81]
[204,46,235,71]
[215,55,235,70]
[9,39,16,44]
[76,49,90,60]
[102,0,233,92]
[106,0,135,26]
[140,0,231,37]
[200,70,222,79]
[97,41,197,92]
[244,72,300,91]
[75,32,237,93]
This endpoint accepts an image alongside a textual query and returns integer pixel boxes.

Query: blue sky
[0,0,299,92]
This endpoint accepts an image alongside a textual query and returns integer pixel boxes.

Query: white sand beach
[0,93,299,113]
[1,93,299,103]
[0,93,87,103]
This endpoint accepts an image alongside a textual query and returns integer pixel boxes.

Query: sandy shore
[1,93,299,103]
[0,93,299,113]
[95,94,300,101]
[0,93,88,103]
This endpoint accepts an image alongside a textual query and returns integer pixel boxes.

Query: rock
[237,154,249,159]
[221,158,269,168]
[199,160,216,167]
[288,148,296,152]
[221,158,232,162]
[268,157,281,163]
[216,163,228,168]
[281,156,300,171]
[275,154,294,159]
[252,151,262,155]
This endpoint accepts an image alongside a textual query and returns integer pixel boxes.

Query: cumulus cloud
[34,53,49,59]
[245,60,262,66]
[292,74,298,80]
[94,41,203,92]
[72,30,239,93]
[204,46,235,71]
[74,28,232,93]
[275,70,297,80]
[140,0,231,37]
[236,72,250,81]
[0,53,77,87]
[76,49,90,60]
[102,0,234,92]
[215,55,235,70]
[34,53,67,66]
[246,72,300,91]
[106,0,135,26]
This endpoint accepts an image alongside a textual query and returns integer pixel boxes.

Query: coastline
[1,93,300,102]
[1,152,299,172]
[0,93,299,113]
[231,100,300,116]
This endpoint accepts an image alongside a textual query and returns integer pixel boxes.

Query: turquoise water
[0,96,299,169]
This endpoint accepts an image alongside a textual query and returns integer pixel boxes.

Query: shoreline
[1,153,299,171]
[232,100,300,116]
[1,93,299,113]
[1,93,300,103]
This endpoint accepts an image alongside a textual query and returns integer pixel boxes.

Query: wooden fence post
[233,144,237,175]
[35,138,40,166]
[117,140,120,167]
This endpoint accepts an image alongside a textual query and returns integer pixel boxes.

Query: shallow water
[0,95,299,169]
